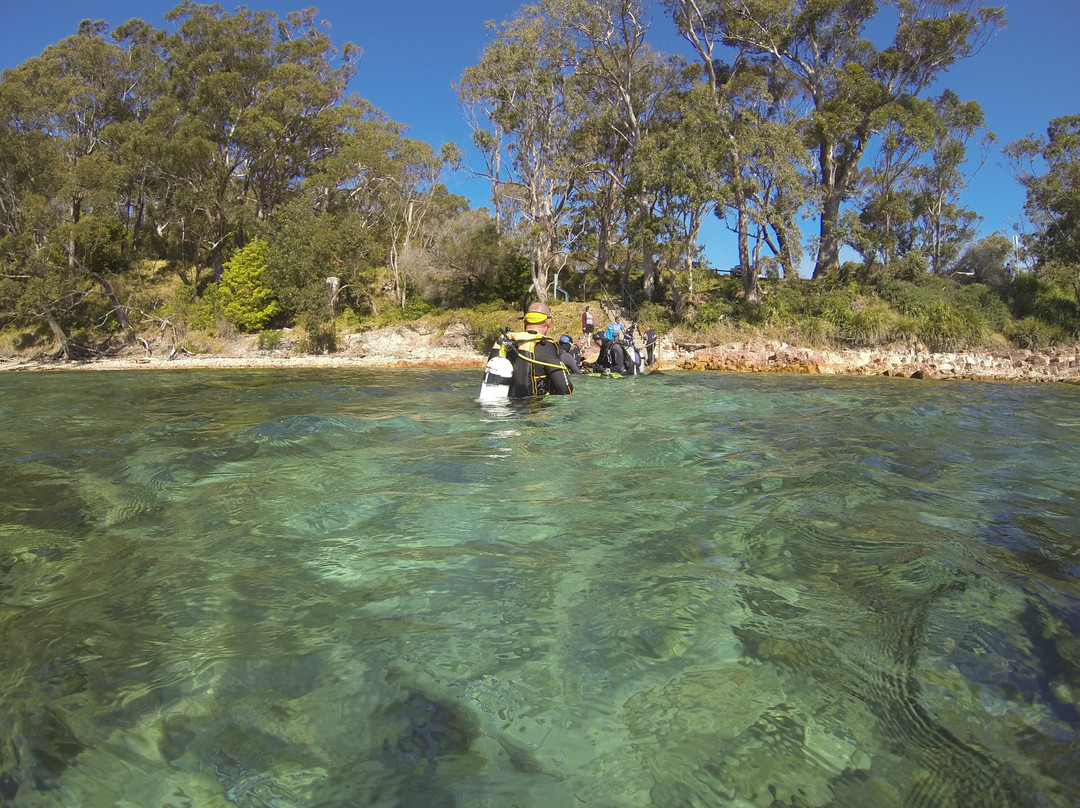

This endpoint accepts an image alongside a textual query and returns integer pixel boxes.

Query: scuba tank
[479,329,518,400]
[479,354,514,400]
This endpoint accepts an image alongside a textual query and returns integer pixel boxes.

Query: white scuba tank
[479,355,514,400]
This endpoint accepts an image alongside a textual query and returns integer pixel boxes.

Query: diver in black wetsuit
[557,335,581,374]
[591,332,627,375]
[502,303,573,397]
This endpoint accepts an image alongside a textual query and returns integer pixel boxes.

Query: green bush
[217,240,281,333]
[951,283,1010,332]
[634,301,673,333]
[835,300,899,346]
[165,282,217,332]
[384,297,437,323]
[788,315,835,347]
[257,330,282,350]
[690,300,734,330]
[298,312,337,354]
[872,277,942,318]
[914,302,989,351]
[1005,316,1069,349]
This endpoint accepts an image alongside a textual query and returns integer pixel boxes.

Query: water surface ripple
[0,369,1077,807]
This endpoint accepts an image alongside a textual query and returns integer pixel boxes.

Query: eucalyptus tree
[1005,115,1080,269]
[110,18,170,255]
[309,100,460,309]
[848,95,940,267]
[572,116,628,283]
[0,84,74,352]
[722,64,810,282]
[0,19,137,349]
[632,81,723,315]
[910,90,992,274]
[567,0,683,300]
[663,2,810,300]
[459,0,594,304]
[661,4,783,302]
[848,89,989,272]
[662,0,753,291]
[155,2,358,281]
[379,142,462,309]
[665,0,1005,279]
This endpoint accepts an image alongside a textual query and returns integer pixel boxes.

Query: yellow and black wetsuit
[490,331,573,397]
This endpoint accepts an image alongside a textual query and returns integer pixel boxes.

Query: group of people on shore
[576,305,657,376]
[481,303,658,399]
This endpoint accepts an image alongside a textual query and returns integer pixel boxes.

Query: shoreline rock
[678,342,1080,383]
[2,324,1078,383]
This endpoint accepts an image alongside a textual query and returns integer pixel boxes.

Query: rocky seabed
[677,342,1080,383]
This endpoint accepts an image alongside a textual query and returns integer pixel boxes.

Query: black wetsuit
[559,342,582,374]
[595,337,627,375]
[508,334,573,397]
[559,351,581,374]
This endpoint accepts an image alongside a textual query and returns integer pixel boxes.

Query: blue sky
[2,1,1077,273]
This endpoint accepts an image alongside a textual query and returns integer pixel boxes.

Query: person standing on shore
[643,324,657,367]
[606,316,626,342]
[582,305,594,337]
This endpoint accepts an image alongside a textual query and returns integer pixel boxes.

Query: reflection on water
[0,368,1078,807]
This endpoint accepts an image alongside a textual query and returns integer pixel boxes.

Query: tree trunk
[45,310,71,360]
[814,187,843,278]
[532,245,550,305]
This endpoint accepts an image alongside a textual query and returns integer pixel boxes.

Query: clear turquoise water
[0,368,1078,807]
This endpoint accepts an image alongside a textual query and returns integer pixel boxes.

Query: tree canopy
[4,2,1080,356]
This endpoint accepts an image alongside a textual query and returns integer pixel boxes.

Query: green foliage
[953,235,1014,289]
[376,295,440,325]
[1008,272,1080,337]
[165,282,217,332]
[826,299,900,346]
[917,302,985,352]
[951,283,1010,332]
[297,311,337,354]
[1004,317,1071,349]
[215,240,281,333]
[257,330,282,350]
[635,301,674,333]
[264,199,379,322]
[491,250,533,305]
[690,300,734,330]
[1006,115,1080,266]
[759,279,857,325]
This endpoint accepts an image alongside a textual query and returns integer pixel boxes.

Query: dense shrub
[1005,316,1070,349]
[1008,273,1080,337]
[635,300,674,332]
[165,282,217,332]
[216,240,281,333]
[951,283,1011,332]
[827,299,899,345]
[690,300,735,330]
[915,302,988,351]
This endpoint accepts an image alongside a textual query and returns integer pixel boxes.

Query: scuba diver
[479,302,573,399]
[589,331,627,375]
[557,334,581,374]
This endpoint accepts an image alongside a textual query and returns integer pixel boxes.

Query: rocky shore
[2,321,1078,383]
[679,342,1080,383]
